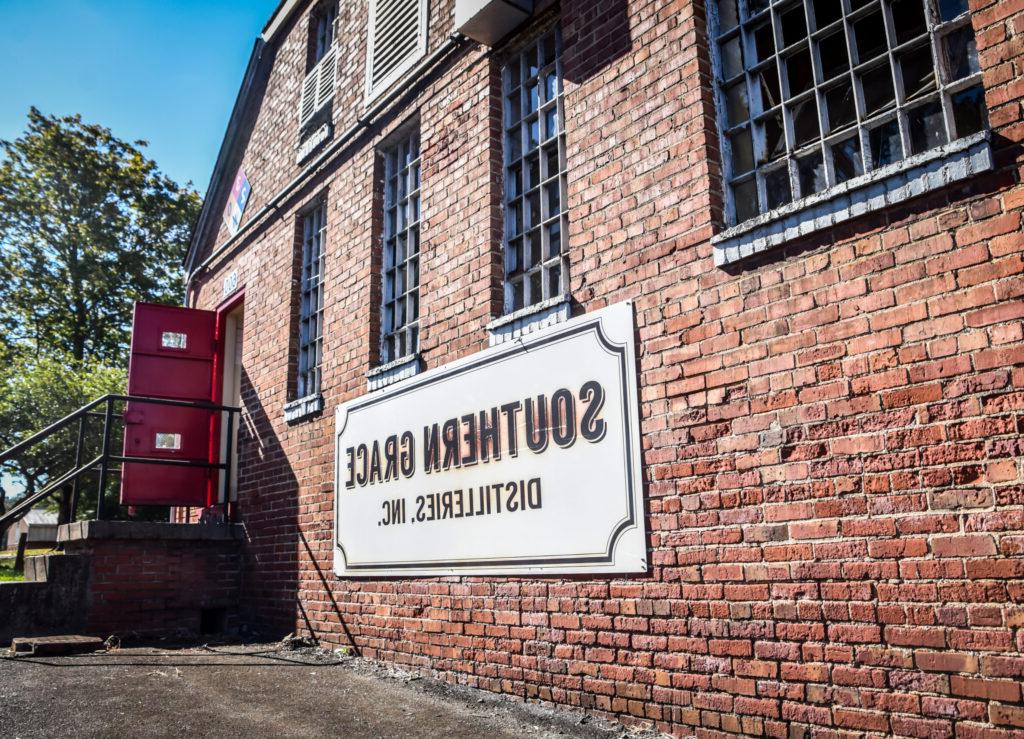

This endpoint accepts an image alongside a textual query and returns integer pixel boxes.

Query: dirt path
[0,642,663,738]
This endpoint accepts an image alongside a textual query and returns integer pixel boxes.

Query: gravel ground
[0,640,667,739]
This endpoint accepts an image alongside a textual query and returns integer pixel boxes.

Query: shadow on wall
[235,367,300,637]
[560,0,633,85]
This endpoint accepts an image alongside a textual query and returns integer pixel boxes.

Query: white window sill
[284,393,324,423]
[487,295,571,346]
[366,354,421,391]
[712,131,994,267]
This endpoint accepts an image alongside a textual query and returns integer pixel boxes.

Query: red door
[121,303,217,507]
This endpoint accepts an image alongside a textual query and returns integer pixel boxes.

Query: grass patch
[0,548,54,582]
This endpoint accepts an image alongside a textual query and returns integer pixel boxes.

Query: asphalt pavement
[0,642,661,739]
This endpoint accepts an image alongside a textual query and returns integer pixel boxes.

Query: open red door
[121,303,217,507]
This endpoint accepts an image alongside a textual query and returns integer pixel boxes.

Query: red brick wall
[70,537,241,638]
[186,0,1024,735]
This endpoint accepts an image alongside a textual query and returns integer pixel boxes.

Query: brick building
[183,0,1024,734]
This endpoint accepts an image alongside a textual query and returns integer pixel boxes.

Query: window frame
[501,26,569,316]
[312,2,338,67]
[378,128,422,366]
[709,0,988,228]
[296,200,327,400]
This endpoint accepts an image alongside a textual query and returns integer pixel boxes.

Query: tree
[0,107,201,365]
[0,109,199,529]
[0,354,127,529]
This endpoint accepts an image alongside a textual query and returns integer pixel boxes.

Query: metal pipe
[186,33,469,286]
[95,398,114,520]
[69,415,87,520]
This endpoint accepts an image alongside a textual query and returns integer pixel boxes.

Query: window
[380,130,421,364]
[366,0,428,100]
[297,202,327,398]
[503,27,568,313]
[300,4,338,129]
[313,3,337,64]
[711,0,988,226]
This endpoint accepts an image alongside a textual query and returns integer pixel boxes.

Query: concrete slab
[10,635,104,656]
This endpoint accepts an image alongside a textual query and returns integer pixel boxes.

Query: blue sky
[0,0,280,193]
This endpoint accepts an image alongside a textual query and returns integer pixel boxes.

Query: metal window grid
[298,203,327,398]
[502,27,569,313]
[380,130,421,364]
[710,0,988,225]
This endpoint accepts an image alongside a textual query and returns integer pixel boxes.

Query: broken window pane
[760,112,787,161]
[832,136,864,183]
[869,119,902,167]
[891,0,927,44]
[938,0,968,21]
[781,5,808,47]
[861,63,896,115]
[853,11,888,63]
[909,101,947,154]
[749,0,771,17]
[943,26,980,82]
[819,31,850,80]
[786,49,814,97]
[791,98,821,147]
[755,23,776,62]
[758,65,782,108]
[765,166,793,209]
[812,0,843,28]
[826,81,857,131]
[951,85,988,137]
[899,45,938,100]
[797,150,827,196]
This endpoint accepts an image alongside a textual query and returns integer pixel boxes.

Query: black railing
[0,394,241,530]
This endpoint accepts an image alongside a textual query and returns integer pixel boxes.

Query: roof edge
[262,0,304,42]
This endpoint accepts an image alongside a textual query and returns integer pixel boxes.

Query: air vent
[366,0,427,99]
[300,45,338,129]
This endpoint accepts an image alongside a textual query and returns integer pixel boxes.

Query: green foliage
[0,107,201,365]
[0,354,126,516]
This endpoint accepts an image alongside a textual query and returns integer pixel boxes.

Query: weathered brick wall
[186,0,1024,735]
[61,523,243,638]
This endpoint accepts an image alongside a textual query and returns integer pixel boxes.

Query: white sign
[334,301,646,577]
[222,270,239,296]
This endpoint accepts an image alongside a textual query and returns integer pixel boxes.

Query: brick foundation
[59,522,243,638]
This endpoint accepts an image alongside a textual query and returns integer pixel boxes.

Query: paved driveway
[0,643,654,738]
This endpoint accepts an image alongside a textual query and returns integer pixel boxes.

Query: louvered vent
[367,0,425,98]
[299,45,337,129]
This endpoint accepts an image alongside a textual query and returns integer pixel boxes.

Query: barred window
[298,202,326,398]
[380,130,421,364]
[503,28,568,313]
[711,0,988,225]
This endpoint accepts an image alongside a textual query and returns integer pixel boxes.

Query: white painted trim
[712,132,993,266]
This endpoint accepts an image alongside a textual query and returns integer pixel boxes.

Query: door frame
[212,288,245,515]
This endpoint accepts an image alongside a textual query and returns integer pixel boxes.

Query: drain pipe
[187,33,470,291]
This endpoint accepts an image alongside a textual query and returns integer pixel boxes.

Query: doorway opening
[218,303,244,514]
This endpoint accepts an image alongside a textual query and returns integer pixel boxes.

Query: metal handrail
[0,394,242,530]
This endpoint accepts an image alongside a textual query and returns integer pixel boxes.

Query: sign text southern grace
[333,301,646,576]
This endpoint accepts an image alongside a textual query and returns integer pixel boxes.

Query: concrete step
[11,635,104,656]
